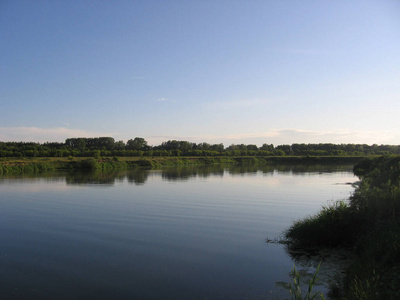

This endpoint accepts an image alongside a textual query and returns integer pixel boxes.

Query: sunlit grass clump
[284,201,360,249]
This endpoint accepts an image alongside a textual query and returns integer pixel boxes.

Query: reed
[288,263,325,300]
[284,156,400,298]
[284,201,361,249]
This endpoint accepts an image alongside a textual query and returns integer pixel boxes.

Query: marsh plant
[284,200,361,249]
[284,156,400,298]
[288,263,325,300]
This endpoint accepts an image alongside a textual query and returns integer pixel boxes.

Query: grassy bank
[284,156,400,299]
[0,156,237,174]
[0,155,365,175]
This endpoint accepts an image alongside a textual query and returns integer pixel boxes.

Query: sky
[1,0,400,147]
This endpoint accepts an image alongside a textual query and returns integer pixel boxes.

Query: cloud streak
[1,127,396,146]
[147,129,396,146]
[203,98,273,110]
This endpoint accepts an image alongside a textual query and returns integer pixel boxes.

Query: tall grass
[284,201,361,249]
[288,263,325,300]
[284,156,400,298]
[0,161,56,174]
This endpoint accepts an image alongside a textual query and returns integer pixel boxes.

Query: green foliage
[127,137,148,150]
[350,156,400,225]
[233,157,259,164]
[346,238,400,300]
[134,159,155,167]
[0,161,56,174]
[289,263,325,300]
[80,158,100,170]
[285,201,361,249]
[93,150,101,158]
[2,137,400,158]
[285,156,400,299]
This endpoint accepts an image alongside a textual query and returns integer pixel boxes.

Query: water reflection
[63,164,352,185]
[275,244,354,298]
[0,164,355,186]
[126,170,149,185]
[0,163,356,299]
[65,171,120,185]
[161,165,225,181]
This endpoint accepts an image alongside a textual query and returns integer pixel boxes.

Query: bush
[80,158,100,170]
[285,201,361,249]
[285,156,400,299]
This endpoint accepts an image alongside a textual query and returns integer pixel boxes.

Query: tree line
[1,137,400,158]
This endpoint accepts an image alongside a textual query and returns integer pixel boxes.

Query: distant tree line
[1,137,400,158]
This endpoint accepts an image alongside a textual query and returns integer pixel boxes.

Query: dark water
[0,164,356,299]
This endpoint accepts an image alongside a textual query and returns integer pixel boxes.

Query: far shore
[0,155,367,174]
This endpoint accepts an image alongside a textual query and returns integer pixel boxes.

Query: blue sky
[1,0,400,146]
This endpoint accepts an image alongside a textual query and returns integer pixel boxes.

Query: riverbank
[284,155,400,299]
[0,155,366,174]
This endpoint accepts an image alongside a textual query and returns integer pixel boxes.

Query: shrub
[285,201,361,249]
[288,262,325,300]
[80,158,100,170]
[285,156,400,299]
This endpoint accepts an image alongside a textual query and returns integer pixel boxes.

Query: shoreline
[283,155,400,299]
[0,155,365,174]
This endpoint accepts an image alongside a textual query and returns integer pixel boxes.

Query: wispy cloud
[147,129,397,146]
[203,98,273,110]
[156,97,177,103]
[0,127,113,143]
[1,127,396,146]
[265,129,396,145]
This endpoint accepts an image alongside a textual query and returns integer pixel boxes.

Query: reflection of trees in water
[269,164,353,175]
[160,164,352,180]
[59,163,354,185]
[161,165,224,181]
[228,164,270,175]
[226,164,352,176]
[0,172,63,182]
[65,171,119,185]
[282,244,352,298]
[126,171,149,185]
[65,170,150,185]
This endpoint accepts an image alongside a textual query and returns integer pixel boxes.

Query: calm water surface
[0,164,356,299]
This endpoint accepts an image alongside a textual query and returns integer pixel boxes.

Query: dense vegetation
[1,136,400,158]
[0,156,243,175]
[284,156,400,299]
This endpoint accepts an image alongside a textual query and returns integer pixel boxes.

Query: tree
[260,144,274,152]
[127,137,148,151]
[197,142,211,151]
[246,144,258,151]
[114,140,125,150]
[210,143,224,152]
[77,138,86,150]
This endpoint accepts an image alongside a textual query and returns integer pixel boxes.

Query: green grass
[283,156,400,299]
[288,263,325,300]
[0,156,239,174]
[284,201,362,249]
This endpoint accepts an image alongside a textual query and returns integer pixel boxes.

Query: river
[0,164,356,299]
